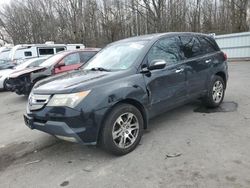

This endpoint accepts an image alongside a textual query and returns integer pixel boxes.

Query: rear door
[143,36,188,117]
[179,35,214,97]
[54,52,81,74]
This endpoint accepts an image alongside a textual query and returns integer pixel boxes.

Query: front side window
[63,53,80,65]
[83,41,147,71]
[147,37,182,66]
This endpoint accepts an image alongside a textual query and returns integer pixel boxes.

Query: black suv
[24,32,228,155]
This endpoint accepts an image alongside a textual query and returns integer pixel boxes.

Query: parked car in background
[8,48,100,95]
[8,42,85,64]
[24,32,228,155]
[0,56,49,90]
[0,60,15,70]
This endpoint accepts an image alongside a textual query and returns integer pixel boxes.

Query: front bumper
[24,106,108,145]
[7,77,32,95]
[0,77,4,89]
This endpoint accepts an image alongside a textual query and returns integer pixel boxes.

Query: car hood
[33,69,129,94]
[9,66,45,78]
[0,69,14,76]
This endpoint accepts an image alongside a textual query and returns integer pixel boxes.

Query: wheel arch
[215,71,227,88]
[97,98,148,144]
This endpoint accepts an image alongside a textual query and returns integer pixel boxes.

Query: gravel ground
[0,61,250,188]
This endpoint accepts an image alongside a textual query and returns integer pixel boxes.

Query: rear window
[38,48,54,55]
[80,51,98,63]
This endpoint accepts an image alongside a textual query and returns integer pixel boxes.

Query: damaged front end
[7,74,33,95]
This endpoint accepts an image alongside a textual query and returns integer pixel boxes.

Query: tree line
[0,0,249,47]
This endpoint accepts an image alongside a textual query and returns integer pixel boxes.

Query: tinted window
[179,36,202,58]
[63,53,80,65]
[56,47,66,53]
[147,37,183,65]
[80,51,97,63]
[39,48,54,55]
[24,51,32,56]
[198,36,217,54]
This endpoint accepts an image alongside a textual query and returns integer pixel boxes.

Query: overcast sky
[0,0,11,7]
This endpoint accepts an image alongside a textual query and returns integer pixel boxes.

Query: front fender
[77,74,149,112]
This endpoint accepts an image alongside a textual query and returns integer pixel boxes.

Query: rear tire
[203,75,225,108]
[101,103,143,156]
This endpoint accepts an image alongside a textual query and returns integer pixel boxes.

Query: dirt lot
[0,62,250,188]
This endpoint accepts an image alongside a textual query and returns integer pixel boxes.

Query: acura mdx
[24,32,228,155]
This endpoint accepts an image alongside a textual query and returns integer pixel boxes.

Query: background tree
[0,0,249,47]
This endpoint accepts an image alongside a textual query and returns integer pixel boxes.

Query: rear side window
[24,51,32,56]
[147,37,183,65]
[198,36,218,54]
[56,47,66,53]
[39,48,54,55]
[179,36,202,58]
[80,51,97,63]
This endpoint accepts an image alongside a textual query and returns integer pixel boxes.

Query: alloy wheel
[212,80,224,103]
[112,112,139,149]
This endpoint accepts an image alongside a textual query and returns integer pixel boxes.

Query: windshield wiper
[90,67,111,72]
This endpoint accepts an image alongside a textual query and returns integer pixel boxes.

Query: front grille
[28,94,51,111]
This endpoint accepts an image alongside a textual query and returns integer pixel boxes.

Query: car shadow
[1,100,236,171]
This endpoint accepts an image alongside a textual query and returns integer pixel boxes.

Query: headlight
[47,90,91,108]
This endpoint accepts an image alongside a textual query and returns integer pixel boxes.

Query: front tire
[203,75,225,108]
[101,103,143,156]
[3,79,8,91]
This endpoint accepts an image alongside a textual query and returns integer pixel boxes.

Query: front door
[54,52,81,74]
[142,36,187,117]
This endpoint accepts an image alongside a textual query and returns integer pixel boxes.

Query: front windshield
[39,53,65,67]
[83,41,147,70]
[15,58,46,70]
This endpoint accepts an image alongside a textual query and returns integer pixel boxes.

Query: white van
[9,42,85,63]
[0,46,13,60]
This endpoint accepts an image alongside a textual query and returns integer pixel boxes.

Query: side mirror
[148,59,166,70]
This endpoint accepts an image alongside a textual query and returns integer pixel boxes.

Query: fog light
[55,135,77,143]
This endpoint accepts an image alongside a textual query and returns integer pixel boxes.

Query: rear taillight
[223,52,227,61]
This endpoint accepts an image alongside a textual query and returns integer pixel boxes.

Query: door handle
[205,59,212,63]
[175,68,184,73]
